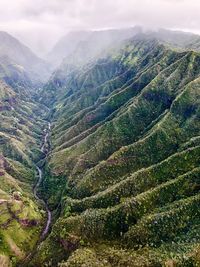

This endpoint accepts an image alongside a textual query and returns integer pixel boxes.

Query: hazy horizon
[0,0,200,57]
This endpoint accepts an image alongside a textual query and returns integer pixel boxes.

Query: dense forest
[0,28,200,266]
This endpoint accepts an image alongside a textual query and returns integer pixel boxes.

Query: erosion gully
[18,122,52,266]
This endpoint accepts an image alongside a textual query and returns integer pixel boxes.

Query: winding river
[34,166,52,238]
[33,122,52,238]
[19,122,52,266]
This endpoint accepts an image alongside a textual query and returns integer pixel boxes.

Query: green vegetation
[29,36,200,266]
[0,79,47,266]
[1,30,200,266]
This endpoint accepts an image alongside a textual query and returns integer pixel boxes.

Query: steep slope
[46,27,142,69]
[46,31,91,68]
[30,35,200,266]
[42,28,200,107]
[150,28,200,51]
[0,31,51,85]
[0,79,50,266]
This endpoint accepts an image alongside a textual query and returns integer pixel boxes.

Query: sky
[0,0,200,57]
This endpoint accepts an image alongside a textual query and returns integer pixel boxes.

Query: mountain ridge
[0,31,51,86]
[28,33,200,266]
[0,28,200,266]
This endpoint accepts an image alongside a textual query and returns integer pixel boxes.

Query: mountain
[42,28,200,106]
[46,27,200,71]
[29,33,200,266]
[0,31,51,86]
[0,78,50,265]
[46,27,142,68]
[149,28,200,51]
[0,28,200,267]
[0,33,51,264]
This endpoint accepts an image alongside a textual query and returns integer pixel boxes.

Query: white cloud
[0,0,200,56]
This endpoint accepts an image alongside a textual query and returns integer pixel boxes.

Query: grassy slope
[30,37,200,266]
[0,80,47,266]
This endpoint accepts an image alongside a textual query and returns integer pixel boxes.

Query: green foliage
[2,33,200,266]
[32,37,200,267]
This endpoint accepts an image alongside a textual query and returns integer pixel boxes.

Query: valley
[19,122,52,267]
[0,28,200,267]
[37,122,52,239]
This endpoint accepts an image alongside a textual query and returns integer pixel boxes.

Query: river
[19,122,52,266]
[33,122,52,238]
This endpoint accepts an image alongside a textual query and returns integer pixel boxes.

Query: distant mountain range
[1,27,200,89]
[46,26,142,67]
[0,31,51,87]
[46,27,200,68]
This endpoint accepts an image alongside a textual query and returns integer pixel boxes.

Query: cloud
[0,0,199,56]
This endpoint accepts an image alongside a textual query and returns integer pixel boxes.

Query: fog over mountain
[0,0,200,56]
[1,1,200,267]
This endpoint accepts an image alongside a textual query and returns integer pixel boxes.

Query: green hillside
[29,36,200,266]
[0,79,48,265]
[0,30,200,267]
